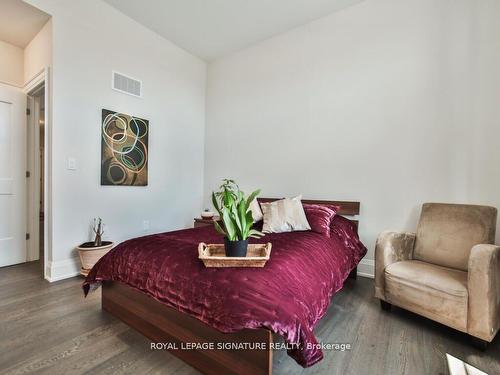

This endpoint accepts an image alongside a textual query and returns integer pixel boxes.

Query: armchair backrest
[414,203,497,271]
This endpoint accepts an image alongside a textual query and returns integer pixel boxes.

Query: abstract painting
[101,109,149,186]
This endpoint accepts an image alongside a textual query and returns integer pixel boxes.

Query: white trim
[43,67,52,281]
[24,67,52,281]
[23,69,46,94]
[357,258,374,278]
[46,257,80,282]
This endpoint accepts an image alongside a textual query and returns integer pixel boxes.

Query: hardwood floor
[1,261,499,375]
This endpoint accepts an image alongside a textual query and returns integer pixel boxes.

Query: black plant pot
[224,238,248,257]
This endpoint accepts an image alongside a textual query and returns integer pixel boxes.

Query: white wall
[26,0,206,280]
[24,19,52,85]
[0,19,51,88]
[0,40,24,87]
[205,0,500,276]
[464,1,500,220]
[22,0,500,280]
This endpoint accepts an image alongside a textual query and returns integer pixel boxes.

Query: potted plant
[212,179,264,257]
[77,218,114,276]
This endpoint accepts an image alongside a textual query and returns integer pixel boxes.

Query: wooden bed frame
[102,199,360,375]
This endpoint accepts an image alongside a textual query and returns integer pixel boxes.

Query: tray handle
[265,242,272,258]
[198,242,209,258]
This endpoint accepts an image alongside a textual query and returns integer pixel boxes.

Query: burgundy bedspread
[83,216,366,367]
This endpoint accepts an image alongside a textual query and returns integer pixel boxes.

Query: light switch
[67,157,77,170]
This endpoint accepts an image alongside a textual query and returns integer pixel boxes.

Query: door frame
[25,68,51,280]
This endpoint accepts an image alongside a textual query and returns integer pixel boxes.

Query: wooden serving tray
[198,242,272,268]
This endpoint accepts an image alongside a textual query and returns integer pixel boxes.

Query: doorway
[26,80,46,274]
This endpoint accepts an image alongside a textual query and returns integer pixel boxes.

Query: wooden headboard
[257,198,360,228]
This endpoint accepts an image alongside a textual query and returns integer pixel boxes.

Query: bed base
[348,266,357,280]
[102,268,357,375]
[101,199,360,374]
[102,281,273,375]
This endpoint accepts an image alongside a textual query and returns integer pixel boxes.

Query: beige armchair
[375,203,500,348]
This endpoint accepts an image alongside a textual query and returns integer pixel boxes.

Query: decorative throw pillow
[303,204,338,237]
[249,198,263,222]
[261,196,311,233]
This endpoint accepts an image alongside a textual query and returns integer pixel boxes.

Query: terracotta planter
[77,241,114,276]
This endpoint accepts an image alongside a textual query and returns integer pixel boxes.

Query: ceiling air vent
[112,71,142,98]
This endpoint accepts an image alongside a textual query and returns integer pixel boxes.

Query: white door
[0,83,27,267]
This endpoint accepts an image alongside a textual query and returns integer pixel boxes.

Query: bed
[83,199,366,375]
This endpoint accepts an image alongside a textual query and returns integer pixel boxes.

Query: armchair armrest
[374,231,416,300]
[467,244,500,341]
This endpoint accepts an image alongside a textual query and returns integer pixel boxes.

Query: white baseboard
[357,258,374,279]
[46,257,80,282]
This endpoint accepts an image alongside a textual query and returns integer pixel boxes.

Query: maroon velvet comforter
[83,216,366,367]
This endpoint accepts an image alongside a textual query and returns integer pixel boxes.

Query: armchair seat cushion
[386,260,468,297]
[385,260,468,331]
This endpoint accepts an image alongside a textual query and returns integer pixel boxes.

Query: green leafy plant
[211,179,264,241]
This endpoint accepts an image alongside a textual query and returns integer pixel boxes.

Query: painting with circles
[101,109,149,186]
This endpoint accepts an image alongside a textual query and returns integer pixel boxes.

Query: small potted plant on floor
[77,218,114,276]
[212,179,264,257]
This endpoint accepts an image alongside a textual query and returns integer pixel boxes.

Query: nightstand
[193,217,220,228]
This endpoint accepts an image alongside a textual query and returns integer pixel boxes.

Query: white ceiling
[0,0,50,48]
[103,0,363,61]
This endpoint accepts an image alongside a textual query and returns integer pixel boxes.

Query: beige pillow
[249,198,263,222]
[261,196,311,233]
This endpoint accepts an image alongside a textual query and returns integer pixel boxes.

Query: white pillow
[249,198,263,222]
[261,196,311,233]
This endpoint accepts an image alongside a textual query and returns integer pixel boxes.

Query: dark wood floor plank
[82,329,189,375]
[0,261,41,286]
[1,261,499,375]
[2,321,128,375]
[0,284,96,335]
